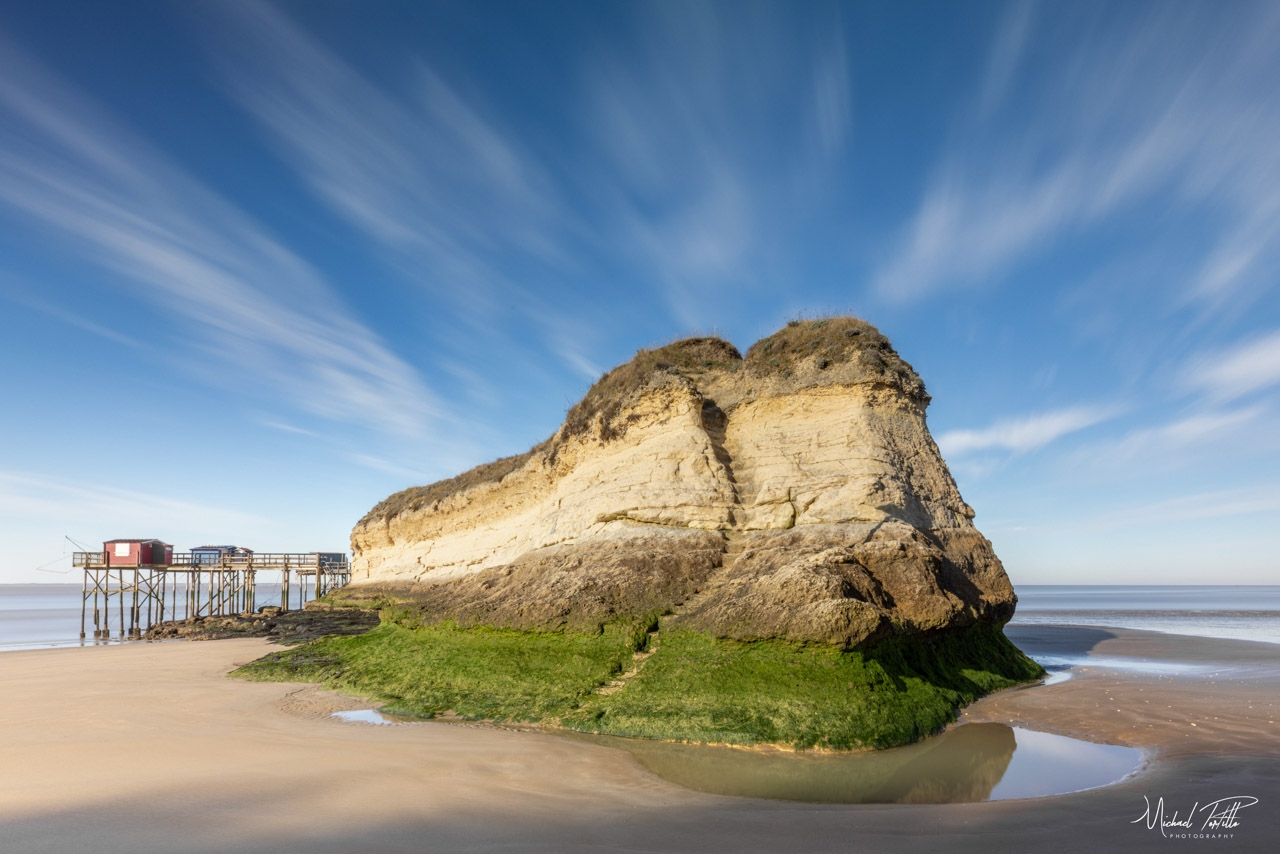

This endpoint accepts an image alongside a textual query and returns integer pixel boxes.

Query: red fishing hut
[103,538,174,567]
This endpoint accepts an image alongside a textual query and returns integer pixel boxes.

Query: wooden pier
[72,551,352,639]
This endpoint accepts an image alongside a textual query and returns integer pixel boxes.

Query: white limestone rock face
[348,318,1016,645]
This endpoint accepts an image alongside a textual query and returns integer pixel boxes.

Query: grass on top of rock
[743,316,925,397]
[559,336,743,445]
[233,614,1042,749]
[744,316,883,368]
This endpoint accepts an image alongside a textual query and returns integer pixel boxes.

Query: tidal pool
[331,708,424,725]
[586,723,1143,804]
[1040,667,1073,685]
[329,709,1143,804]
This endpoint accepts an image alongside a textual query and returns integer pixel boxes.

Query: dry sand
[1,625,1276,853]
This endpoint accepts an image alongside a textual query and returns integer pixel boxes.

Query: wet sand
[1,626,1276,853]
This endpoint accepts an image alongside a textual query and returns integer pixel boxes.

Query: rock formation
[348,317,1016,648]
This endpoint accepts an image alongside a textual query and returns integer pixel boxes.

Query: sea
[1010,584,1279,645]
[0,581,301,651]
[1,582,1276,652]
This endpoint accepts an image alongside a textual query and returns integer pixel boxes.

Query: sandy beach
[1,625,1276,853]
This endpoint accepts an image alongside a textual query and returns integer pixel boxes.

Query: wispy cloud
[937,405,1114,456]
[558,348,603,382]
[347,453,426,480]
[1087,484,1280,531]
[1185,329,1280,402]
[872,165,1079,302]
[209,2,852,334]
[977,0,1034,118]
[0,471,260,529]
[873,3,1280,308]
[574,4,852,326]
[0,275,143,349]
[260,420,320,438]
[0,33,437,438]
[210,1,559,315]
[812,28,852,156]
[1071,404,1269,470]
[1147,406,1266,446]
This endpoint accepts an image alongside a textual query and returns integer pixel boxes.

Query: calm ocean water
[2,583,1277,651]
[0,582,299,651]
[1012,584,1279,645]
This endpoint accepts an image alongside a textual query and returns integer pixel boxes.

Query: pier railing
[73,551,347,571]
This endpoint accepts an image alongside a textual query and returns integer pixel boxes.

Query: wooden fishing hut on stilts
[73,540,351,639]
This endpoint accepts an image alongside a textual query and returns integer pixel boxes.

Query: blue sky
[2,0,1278,585]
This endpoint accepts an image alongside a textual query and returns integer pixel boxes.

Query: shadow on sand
[1004,625,1117,660]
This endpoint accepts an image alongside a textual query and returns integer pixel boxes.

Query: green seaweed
[234,620,637,721]
[234,615,1041,748]
[566,622,1043,749]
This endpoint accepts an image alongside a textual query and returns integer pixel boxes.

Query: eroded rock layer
[349,318,1016,647]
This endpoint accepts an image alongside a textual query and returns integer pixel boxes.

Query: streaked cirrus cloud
[937,405,1115,457]
[873,2,1280,310]
[0,33,439,439]
[1185,329,1280,402]
[208,1,853,333]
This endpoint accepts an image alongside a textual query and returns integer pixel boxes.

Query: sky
[1,0,1278,585]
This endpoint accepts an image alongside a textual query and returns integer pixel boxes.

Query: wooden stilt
[129,568,139,639]
[80,566,88,639]
[91,570,100,638]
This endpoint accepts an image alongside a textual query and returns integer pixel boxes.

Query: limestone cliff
[348,318,1016,647]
